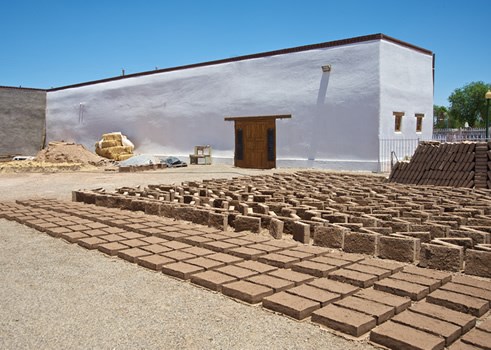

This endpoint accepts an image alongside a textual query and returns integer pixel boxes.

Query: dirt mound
[35,142,109,165]
[0,161,95,173]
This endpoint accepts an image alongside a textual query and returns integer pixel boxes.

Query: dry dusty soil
[0,165,377,350]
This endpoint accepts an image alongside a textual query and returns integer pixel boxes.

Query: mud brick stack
[474,142,488,189]
[389,141,481,188]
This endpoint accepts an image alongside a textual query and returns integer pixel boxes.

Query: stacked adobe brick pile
[388,141,486,188]
[2,198,491,349]
[71,171,491,279]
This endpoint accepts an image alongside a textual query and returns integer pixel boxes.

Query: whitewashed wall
[47,38,431,171]
[379,41,434,140]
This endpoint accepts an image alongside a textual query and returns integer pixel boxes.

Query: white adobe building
[46,33,434,171]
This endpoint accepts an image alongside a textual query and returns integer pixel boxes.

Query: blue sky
[0,0,489,106]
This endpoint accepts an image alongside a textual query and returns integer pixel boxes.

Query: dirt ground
[0,164,378,350]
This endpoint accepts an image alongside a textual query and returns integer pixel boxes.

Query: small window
[415,113,424,132]
[393,112,404,132]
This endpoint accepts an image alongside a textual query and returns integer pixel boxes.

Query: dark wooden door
[234,118,276,169]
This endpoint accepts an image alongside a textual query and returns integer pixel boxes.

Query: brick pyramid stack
[389,141,491,189]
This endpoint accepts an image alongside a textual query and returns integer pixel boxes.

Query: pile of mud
[35,142,110,165]
[0,161,91,173]
[0,142,114,173]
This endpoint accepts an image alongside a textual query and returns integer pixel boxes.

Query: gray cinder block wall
[0,86,47,157]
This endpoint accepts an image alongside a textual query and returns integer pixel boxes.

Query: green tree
[448,81,491,127]
[433,105,448,128]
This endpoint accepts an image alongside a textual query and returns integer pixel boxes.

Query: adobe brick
[216,265,259,279]
[287,284,340,306]
[343,231,379,255]
[334,296,395,324]
[246,243,283,254]
[161,241,192,250]
[101,226,126,235]
[118,247,153,263]
[263,291,320,320]
[390,271,441,292]
[378,235,421,263]
[235,260,277,274]
[207,252,244,265]
[448,340,483,350]
[246,274,294,292]
[426,289,489,317]
[440,282,491,304]
[160,250,196,262]
[98,233,126,243]
[269,218,284,239]
[370,320,445,350]
[77,236,107,249]
[374,278,429,301]
[391,310,461,346]
[181,246,215,257]
[278,249,315,261]
[477,318,491,333]
[137,254,175,271]
[307,278,360,297]
[329,269,378,288]
[258,253,300,269]
[222,280,273,304]
[202,240,238,253]
[190,270,238,292]
[344,263,391,280]
[419,243,464,272]
[465,249,491,278]
[240,234,272,244]
[292,221,310,244]
[291,260,338,277]
[140,244,172,254]
[355,288,411,314]
[311,255,353,268]
[461,328,491,349]
[291,244,329,257]
[233,215,261,233]
[223,237,255,247]
[410,302,476,334]
[179,235,214,246]
[161,262,205,280]
[313,225,347,249]
[98,242,130,256]
[268,269,315,286]
[402,265,452,284]
[227,246,266,260]
[452,275,491,292]
[186,256,226,270]
[60,231,89,243]
[312,303,377,337]
[358,258,405,273]
[119,238,149,248]
[46,226,72,237]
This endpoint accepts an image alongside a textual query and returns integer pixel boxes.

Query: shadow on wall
[307,71,330,161]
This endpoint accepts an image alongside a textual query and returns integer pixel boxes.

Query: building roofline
[0,85,46,92]
[48,33,432,92]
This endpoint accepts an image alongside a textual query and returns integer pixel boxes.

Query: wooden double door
[225,115,291,169]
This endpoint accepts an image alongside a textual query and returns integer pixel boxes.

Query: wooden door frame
[224,114,291,169]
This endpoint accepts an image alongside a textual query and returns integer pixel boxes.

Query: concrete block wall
[0,86,46,157]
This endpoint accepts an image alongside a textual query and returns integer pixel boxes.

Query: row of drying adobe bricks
[314,224,491,278]
[2,199,491,349]
[388,141,491,188]
[72,188,491,279]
